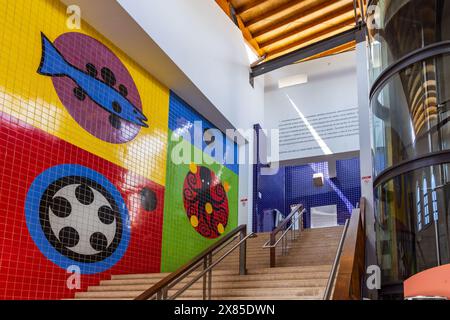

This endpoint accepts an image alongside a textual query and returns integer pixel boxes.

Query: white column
[356,32,377,299]
[238,142,253,233]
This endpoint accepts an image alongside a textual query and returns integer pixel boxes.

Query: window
[416,183,422,231]
[431,174,439,221]
[423,177,430,225]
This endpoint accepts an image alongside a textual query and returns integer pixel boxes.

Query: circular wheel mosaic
[183,164,229,239]
[25,165,130,274]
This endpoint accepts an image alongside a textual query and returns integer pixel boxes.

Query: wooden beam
[266,18,355,58]
[252,0,337,38]
[235,0,269,15]
[215,0,263,55]
[357,0,367,23]
[245,0,305,27]
[216,0,232,17]
[258,3,355,48]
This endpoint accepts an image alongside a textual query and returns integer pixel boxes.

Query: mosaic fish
[37,33,148,128]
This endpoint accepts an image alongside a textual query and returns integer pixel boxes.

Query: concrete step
[75,287,324,299]
[176,287,324,298]
[109,265,331,280]
[217,252,337,261]
[111,269,236,280]
[184,295,323,300]
[100,270,331,287]
[90,279,328,292]
[71,295,323,301]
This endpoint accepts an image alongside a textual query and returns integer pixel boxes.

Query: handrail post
[156,288,168,300]
[207,253,212,299]
[202,256,207,300]
[239,228,247,275]
[270,232,276,267]
[300,211,304,232]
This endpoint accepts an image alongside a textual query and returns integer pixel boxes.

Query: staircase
[72,226,344,300]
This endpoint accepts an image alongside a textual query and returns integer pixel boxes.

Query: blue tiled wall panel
[252,124,261,233]
[255,167,286,232]
[168,92,239,174]
[254,157,361,230]
[286,158,361,228]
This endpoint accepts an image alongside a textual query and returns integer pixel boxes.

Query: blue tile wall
[252,124,261,233]
[254,157,361,230]
[168,92,239,175]
[255,167,286,232]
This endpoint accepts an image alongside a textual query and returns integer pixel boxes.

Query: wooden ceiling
[216,0,366,63]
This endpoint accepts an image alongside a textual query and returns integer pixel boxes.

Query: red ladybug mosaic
[183,165,229,239]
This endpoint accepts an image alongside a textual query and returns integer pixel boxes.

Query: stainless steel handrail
[262,205,305,266]
[323,218,351,300]
[135,225,255,300]
[169,232,256,300]
[262,209,304,249]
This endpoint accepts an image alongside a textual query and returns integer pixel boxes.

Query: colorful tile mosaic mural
[0,0,239,299]
[161,93,238,273]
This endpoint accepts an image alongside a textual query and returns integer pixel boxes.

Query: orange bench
[404,264,450,299]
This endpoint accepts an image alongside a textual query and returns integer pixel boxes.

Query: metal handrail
[262,209,304,249]
[323,218,351,300]
[169,232,256,300]
[135,224,254,300]
[262,204,305,267]
[273,204,303,235]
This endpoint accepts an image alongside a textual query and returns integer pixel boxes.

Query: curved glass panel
[374,164,450,291]
[372,54,450,176]
[367,0,450,83]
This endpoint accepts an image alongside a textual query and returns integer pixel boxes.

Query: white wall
[264,51,359,161]
[356,38,376,300]
[117,0,265,131]
[238,143,253,232]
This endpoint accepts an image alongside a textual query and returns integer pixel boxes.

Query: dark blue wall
[254,158,361,231]
[255,167,286,232]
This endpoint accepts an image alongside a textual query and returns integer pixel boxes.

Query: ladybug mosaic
[183,165,230,239]
[37,32,148,143]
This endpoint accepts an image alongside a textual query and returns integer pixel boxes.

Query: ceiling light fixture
[278,74,308,89]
